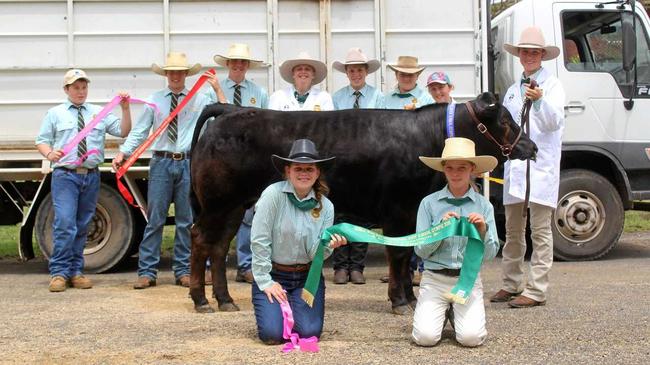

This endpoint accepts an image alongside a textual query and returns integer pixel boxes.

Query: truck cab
[492,0,650,260]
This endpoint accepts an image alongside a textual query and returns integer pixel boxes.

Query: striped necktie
[73,105,87,159]
[233,84,242,106]
[167,93,179,144]
[353,90,361,109]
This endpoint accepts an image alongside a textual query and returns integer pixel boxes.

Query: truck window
[493,15,514,102]
[562,10,650,97]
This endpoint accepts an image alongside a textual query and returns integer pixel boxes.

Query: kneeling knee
[456,331,486,347]
[411,329,441,347]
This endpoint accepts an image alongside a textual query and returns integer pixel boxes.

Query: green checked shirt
[415,185,499,270]
[251,181,334,291]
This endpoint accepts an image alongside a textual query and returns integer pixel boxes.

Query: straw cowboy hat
[152,52,202,76]
[213,43,265,68]
[419,137,498,174]
[387,56,425,74]
[504,26,560,61]
[63,69,90,86]
[279,52,328,84]
[333,47,381,74]
[272,139,335,174]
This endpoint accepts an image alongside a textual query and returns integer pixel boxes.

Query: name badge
[313,104,321,111]
[250,97,256,105]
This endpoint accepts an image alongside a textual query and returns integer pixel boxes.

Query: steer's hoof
[218,302,240,312]
[409,300,418,310]
[392,305,412,315]
[195,304,215,313]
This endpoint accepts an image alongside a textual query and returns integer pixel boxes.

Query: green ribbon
[300,217,484,306]
[286,193,318,211]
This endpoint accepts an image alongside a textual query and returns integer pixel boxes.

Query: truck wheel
[552,169,623,261]
[35,183,135,273]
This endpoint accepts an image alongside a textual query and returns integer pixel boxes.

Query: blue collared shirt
[251,180,334,291]
[414,185,499,270]
[36,100,122,169]
[384,84,434,110]
[217,78,268,108]
[332,84,385,110]
[119,87,216,155]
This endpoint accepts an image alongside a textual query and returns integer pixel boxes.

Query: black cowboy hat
[271,139,336,174]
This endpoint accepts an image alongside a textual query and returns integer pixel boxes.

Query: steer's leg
[385,245,414,315]
[190,225,214,313]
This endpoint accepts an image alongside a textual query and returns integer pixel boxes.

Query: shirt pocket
[85,124,107,151]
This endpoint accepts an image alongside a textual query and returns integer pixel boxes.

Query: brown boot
[133,276,156,289]
[349,270,366,285]
[508,295,546,308]
[48,276,67,292]
[235,270,254,284]
[333,269,349,284]
[490,289,521,303]
[412,271,421,287]
[175,275,190,287]
[380,274,389,283]
[70,275,93,289]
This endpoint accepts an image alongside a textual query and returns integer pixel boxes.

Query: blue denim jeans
[137,156,192,280]
[49,168,100,278]
[252,269,325,344]
[235,207,254,272]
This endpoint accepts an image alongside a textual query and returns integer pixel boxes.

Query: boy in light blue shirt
[332,48,384,110]
[384,56,433,110]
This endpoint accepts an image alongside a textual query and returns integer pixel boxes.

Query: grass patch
[623,210,650,232]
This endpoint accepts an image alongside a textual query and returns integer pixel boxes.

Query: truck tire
[35,183,135,273]
[552,169,623,261]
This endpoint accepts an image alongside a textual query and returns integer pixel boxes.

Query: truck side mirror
[622,10,636,72]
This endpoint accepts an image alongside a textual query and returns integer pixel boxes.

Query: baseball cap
[63,69,90,86]
[426,71,451,86]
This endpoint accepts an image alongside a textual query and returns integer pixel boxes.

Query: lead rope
[519,80,537,219]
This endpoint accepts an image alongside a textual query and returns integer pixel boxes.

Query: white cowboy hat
[504,26,560,61]
[419,137,498,174]
[213,43,265,68]
[387,55,425,75]
[279,51,328,85]
[152,52,202,76]
[63,69,90,86]
[332,47,381,74]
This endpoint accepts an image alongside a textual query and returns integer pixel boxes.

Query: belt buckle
[171,152,184,161]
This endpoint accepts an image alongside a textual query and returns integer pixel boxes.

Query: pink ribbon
[280,301,319,353]
[61,95,158,166]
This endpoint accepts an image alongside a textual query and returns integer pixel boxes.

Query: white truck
[492,0,650,260]
[0,0,487,272]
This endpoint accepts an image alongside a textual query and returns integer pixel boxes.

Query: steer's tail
[189,102,239,218]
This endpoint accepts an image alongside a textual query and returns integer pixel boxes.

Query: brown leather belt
[429,268,461,277]
[272,262,311,272]
[153,151,190,160]
[58,167,99,175]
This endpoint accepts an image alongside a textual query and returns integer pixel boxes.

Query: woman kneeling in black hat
[250,139,347,344]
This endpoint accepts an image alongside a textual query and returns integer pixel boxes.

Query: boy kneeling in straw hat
[411,137,499,347]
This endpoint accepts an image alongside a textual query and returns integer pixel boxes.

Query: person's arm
[204,71,227,103]
[311,201,336,260]
[480,202,499,261]
[112,102,154,170]
[35,110,64,162]
[268,90,282,111]
[528,78,566,132]
[250,187,280,292]
[413,199,444,259]
[118,91,132,137]
[259,88,269,109]
[319,91,335,111]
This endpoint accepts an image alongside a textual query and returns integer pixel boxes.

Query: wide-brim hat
[271,139,336,174]
[63,69,90,86]
[387,55,425,74]
[213,43,265,68]
[279,52,328,84]
[419,137,498,174]
[333,47,381,74]
[152,52,202,76]
[504,26,560,61]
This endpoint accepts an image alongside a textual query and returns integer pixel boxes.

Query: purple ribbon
[280,301,319,353]
[61,95,158,166]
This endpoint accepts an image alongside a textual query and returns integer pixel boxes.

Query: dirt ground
[1,233,649,365]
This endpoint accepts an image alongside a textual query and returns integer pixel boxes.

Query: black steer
[188,92,537,314]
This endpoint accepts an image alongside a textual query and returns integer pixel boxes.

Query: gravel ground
[1,233,649,365]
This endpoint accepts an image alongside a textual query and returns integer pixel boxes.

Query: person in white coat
[269,52,334,111]
[490,26,566,308]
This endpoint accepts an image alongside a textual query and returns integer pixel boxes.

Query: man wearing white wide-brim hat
[412,137,499,347]
[384,55,434,110]
[490,26,566,309]
[113,52,220,290]
[269,51,334,111]
[211,43,269,285]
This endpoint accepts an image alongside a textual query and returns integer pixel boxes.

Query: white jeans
[502,202,554,302]
[412,270,487,347]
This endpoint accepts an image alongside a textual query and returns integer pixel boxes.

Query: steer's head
[468,92,537,162]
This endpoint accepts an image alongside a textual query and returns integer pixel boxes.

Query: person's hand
[112,152,126,172]
[263,282,287,304]
[524,84,543,101]
[47,149,64,162]
[204,70,221,91]
[467,212,487,236]
[118,91,131,109]
[403,103,416,110]
[328,233,348,249]
[441,211,460,221]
